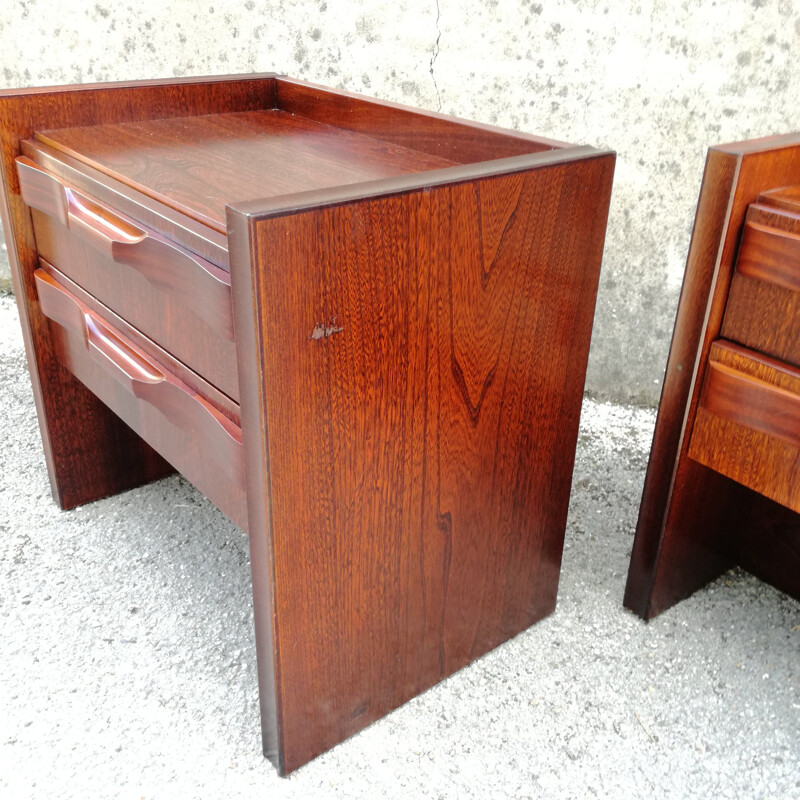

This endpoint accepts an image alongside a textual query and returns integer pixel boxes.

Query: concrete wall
[1,0,798,404]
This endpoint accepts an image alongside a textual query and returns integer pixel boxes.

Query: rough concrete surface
[2,1,800,402]
[1,294,798,799]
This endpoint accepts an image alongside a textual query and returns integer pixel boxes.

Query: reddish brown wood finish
[0,74,277,508]
[34,267,247,528]
[35,109,459,233]
[22,138,231,268]
[18,156,234,339]
[736,492,800,600]
[760,184,800,214]
[735,220,800,292]
[1,74,615,774]
[721,205,800,368]
[39,260,240,425]
[274,76,568,162]
[19,158,239,399]
[688,342,800,512]
[625,134,800,620]
[229,150,614,773]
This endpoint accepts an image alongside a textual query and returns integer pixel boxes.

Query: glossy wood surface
[30,209,239,400]
[1,74,615,774]
[274,76,568,162]
[722,204,800,367]
[735,218,800,292]
[688,341,800,512]
[35,267,247,528]
[0,75,271,508]
[625,133,800,619]
[759,183,800,214]
[40,260,240,425]
[19,159,239,399]
[230,150,614,773]
[18,156,234,338]
[22,138,230,268]
[35,110,459,232]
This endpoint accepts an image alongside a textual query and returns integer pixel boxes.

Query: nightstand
[0,74,615,773]
[625,134,800,621]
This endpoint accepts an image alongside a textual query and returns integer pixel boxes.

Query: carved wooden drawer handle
[34,269,243,481]
[736,221,800,293]
[699,358,800,450]
[18,156,234,340]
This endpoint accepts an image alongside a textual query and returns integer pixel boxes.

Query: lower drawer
[35,267,248,529]
[688,340,800,513]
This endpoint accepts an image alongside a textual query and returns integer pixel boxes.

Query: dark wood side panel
[275,76,569,164]
[231,152,614,773]
[625,134,800,619]
[624,148,742,619]
[227,209,280,770]
[0,74,275,508]
[737,492,800,601]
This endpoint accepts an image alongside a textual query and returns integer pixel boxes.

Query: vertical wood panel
[237,154,614,772]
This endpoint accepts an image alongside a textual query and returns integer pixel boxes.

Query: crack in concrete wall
[429,0,443,113]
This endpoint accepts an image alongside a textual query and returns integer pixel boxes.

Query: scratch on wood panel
[309,318,344,340]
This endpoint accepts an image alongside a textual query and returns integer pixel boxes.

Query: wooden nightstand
[625,134,800,621]
[0,74,615,773]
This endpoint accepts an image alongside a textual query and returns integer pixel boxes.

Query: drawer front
[35,268,247,529]
[18,156,240,400]
[721,220,800,367]
[688,340,800,514]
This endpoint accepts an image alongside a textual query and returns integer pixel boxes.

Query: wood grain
[35,110,458,232]
[0,73,275,509]
[722,204,800,367]
[35,267,247,528]
[39,259,240,426]
[735,219,800,293]
[625,133,800,619]
[274,76,568,163]
[624,147,741,619]
[18,155,235,340]
[688,341,800,512]
[22,138,230,268]
[1,74,615,773]
[21,162,239,399]
[230,151,615,773]
[759,183,800,215]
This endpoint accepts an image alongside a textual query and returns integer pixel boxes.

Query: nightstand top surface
[34,109,458,231]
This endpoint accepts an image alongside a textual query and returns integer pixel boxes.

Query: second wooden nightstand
[625,133,800,622]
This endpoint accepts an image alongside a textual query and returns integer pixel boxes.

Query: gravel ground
[0,295,798,800]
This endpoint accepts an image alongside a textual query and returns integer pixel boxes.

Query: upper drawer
[721,202,800,368]
[17,156,239,401]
